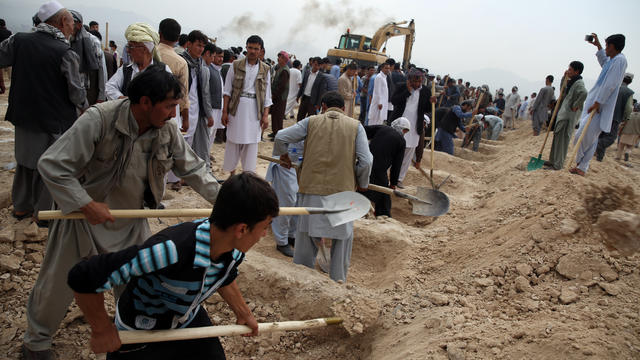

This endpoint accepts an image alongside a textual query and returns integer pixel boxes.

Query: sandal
[12,211,32,220]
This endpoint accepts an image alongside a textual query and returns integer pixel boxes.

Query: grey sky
[3,0,638,98]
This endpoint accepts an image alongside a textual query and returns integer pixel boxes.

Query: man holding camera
[570,33,627,176]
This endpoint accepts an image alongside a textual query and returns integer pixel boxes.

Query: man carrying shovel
[68,173,279,359]
[23,66,221,359]
[274,91,373,283]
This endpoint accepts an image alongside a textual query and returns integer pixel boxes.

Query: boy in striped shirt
[68,173,279,359]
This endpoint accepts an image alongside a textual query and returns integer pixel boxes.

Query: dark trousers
[364,176,391,217]
[359,95,368,123]
[12,165,53,214]
[595,122,620,161]
[297,95,315,121]
[107,308,226,360]
[271,99,286,135]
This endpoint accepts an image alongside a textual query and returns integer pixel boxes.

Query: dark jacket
[207,64,223,109]
[365,125,406,186]
[298,70,329,107]
[5,31,78,134]
[391,85,432,136]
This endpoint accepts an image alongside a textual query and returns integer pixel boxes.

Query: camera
[585,34,594,42]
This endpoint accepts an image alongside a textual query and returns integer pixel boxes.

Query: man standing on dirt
[268,51,290,139]
[368,63,390,125]
[338,62,357,117]
[595,73,634,161]
[0,1,87,227]
[364,118,409,217]
[391,68,435,188]
[274,91,373,282]
[435,100,474,155]
[544,61,588,170]
[221,35,272,174]
[530,75,555,136]
[570,33,627,176]
[503,86,521,130]
[23,66,221,359]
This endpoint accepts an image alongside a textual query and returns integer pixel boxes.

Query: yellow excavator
[327,19,415,70]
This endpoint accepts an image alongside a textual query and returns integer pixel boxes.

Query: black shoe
[35,219,49,228]
[543,160,553,167]
[22,345,55,360]
[624,153,629,162]
[268,132,275,138]
[276,244,294,257]
[288,237,295,247]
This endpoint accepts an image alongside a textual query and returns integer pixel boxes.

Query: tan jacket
[228,58,270,119]
[338,73,354,101]
[157,43,190,112]
[298,108,360,195]
[38,99,220,214]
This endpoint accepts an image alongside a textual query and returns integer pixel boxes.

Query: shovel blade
[526,155,545,171]
[323,191,371,227]
[414,187,450,217]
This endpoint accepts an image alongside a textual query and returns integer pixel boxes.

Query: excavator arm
[370,19,415,69]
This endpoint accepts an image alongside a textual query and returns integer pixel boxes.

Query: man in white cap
[0,0,86,232]
[363,117,408,217]
[105,22,169,100]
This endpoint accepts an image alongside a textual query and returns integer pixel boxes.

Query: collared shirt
[68,219,244,330]
[157,42,190,111]
[304,70,318,97]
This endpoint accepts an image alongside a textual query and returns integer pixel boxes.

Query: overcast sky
[3,0,639,98]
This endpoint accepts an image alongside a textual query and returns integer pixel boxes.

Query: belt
[240,92,256,99]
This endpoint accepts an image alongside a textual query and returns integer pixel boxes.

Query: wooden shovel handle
[538,76,568,155]
[367,184,393,195]
[258,154,298,169]
[38,207,314,220]
[119,317,343,345]
[568,109,597,169]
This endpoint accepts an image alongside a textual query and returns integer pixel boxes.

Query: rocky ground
[0,82,639,359]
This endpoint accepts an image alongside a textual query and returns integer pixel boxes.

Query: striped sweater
[68,219,244,330]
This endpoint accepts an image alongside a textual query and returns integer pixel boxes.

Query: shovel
[119,317,343,344]
[527,76,568,171]
[37,191,370,227]
[258,155,447,216]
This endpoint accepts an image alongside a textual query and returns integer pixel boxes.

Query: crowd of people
[0,1,637,359]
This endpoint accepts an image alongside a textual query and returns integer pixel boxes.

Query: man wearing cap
[363,118,408,217]
[391,68,435,188]
[571,33,628,176]
[0,1,87,227]
[504,86,521,130]
[105,23,170,100]
[269,51,290,138]
[69,10,105,105]
[595,72,634,161]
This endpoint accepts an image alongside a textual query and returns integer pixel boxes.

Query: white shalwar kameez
[184,70,199,145]
[265,141,304,246]
[368,72,388,125]
[573,49,627,173]
[222,60,272,173]
[285,67,302,117]
[398,87,422,182]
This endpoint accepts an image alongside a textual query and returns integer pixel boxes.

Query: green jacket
[557,78,587,127]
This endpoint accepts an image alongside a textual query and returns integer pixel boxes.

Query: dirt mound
[581,184,637,222]
[595,210,640,256]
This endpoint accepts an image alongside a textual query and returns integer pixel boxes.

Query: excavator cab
[336,34,374,52]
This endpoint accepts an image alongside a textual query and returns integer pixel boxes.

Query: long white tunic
[223,59,273,144]
[185,70,199,142]
[402,87,421,148]
[286,68,302,115]
[368,72,388,125]
[575,49,628,138]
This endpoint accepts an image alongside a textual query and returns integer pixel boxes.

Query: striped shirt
[68,219,245,330]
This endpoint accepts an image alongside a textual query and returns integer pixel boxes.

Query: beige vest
[228,58,269,120]
[298,108,360,195]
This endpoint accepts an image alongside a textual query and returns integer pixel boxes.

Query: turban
[125,23,161,62]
